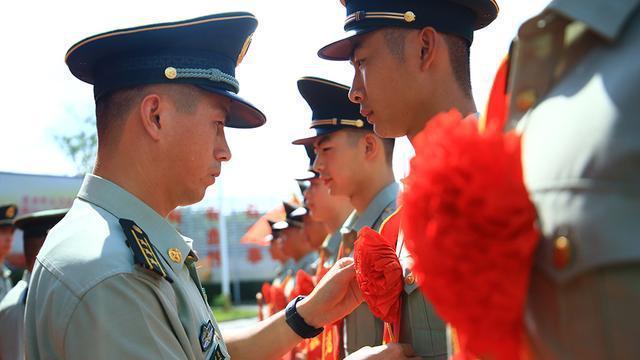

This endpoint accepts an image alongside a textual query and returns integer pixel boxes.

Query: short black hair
[382,28,472,98]
[95,84,201,144]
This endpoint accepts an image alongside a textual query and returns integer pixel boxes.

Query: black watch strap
[285,296,324,339]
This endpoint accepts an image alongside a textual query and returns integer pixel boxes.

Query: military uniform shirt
[507,0,640,358]
[396,231,447,359]
[0,271,29,360]
[0,263,12,301]
[25,174,229,360]
[341,182,399,355]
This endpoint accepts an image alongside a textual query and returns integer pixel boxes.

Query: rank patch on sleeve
[213,344,226,360]
[119,218,173,283]
[200,320,215,352]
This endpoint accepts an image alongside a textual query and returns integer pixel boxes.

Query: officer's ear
[417,27,438,71]
[139,93,163,141]
[362,132,380,161]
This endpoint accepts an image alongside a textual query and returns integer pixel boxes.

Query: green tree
[55,116,97,175]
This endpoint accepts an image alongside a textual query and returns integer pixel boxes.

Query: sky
[0,0,551,211]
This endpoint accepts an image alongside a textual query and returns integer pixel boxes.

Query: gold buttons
[405,272,416,285]
[553,235,571,269]
[355,119,364,128]
[168,248,182,263]
[516,89,537,112]
[164,66,177,80]
[404,11,416,23]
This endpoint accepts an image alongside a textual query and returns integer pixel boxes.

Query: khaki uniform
[25,174,229,359]
[395,232,448,359]
[341,182,398,356]
[505,0,640,358]
[0,271,28,360]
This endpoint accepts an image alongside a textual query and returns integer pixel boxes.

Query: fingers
[335,257,355,269]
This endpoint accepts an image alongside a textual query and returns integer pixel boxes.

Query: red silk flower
[354,226,404,324]
[401,109,540,360]
[291,269,315,301]
[269,284,287,313]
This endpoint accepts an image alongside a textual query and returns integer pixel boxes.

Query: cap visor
[197,85,266,129]
[317,33,359,61]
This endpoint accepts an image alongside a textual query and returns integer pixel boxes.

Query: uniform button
[516,90,537,112]
[553,235,571,269]
[164,66,177,79]
[405,272,415,285]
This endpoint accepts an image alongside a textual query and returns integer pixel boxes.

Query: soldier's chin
[373,122,404,139]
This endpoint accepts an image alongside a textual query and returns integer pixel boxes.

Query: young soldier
[24,13,414,360]
[317,0,499,358]
[293,76,399,356]
[0,209,67,360]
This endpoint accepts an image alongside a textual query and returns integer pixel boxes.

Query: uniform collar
[1,263,11,278]
[344,182,399,232]
[297,251,319,271]
[322,231,343,258]
[77,174,192,273]
[548,0,640,41]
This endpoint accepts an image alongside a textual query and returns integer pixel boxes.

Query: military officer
[495,1,640,358]
[0,208,67,360]
[0,204,18,301]
[317,0,499,357]
[23,13,414,360]
[292,76,398,356]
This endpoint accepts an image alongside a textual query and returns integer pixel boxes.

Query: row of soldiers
[2,0,638,358]
[0,205,68,359]
[257,74,448,360]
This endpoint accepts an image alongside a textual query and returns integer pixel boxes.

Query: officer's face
[279,227,308,259]
[303,216,327,249]
[164,91,232,206]
[312,131,362,197]
[268,240,286,262]
[0,226,14,259]
[348,29,423,138]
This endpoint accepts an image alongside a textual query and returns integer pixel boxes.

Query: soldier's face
[0,226,14,259]
[268,241,286,262]
[279,227,308,259]
[348,29,422,138]
[164,91,232,206]
[305,178,340,222]
[312,131,362,198]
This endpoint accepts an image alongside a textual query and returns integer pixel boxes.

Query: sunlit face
[279,226,308,259]
[0,226,14,259]
[303,216,328,249]
[161,91,232,207]
[268,239,287,262]
[312,131,363,197]
[305,178,343,222]
[348,30,419,138]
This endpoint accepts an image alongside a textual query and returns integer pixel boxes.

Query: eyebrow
[315,134,334,148]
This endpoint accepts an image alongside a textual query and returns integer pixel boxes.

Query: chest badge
[200,320,215,352]
[168,248,182,263]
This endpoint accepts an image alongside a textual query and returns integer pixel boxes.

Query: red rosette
[354,226,404,324]
[291,269,316,300]
[261,282,272,304]
[401,109,540,360]
[270,284,287,313]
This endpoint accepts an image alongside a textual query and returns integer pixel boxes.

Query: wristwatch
[285,296,324,338]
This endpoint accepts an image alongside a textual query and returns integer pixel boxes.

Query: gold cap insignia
[5,206,15,219]
[168,248,182,263]
[164,67,177,80]
[404,11,416,23]
[237,34,254,66]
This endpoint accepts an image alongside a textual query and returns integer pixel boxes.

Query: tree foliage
[55,116,97,175]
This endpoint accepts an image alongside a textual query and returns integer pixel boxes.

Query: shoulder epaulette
[119,218,173,283]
